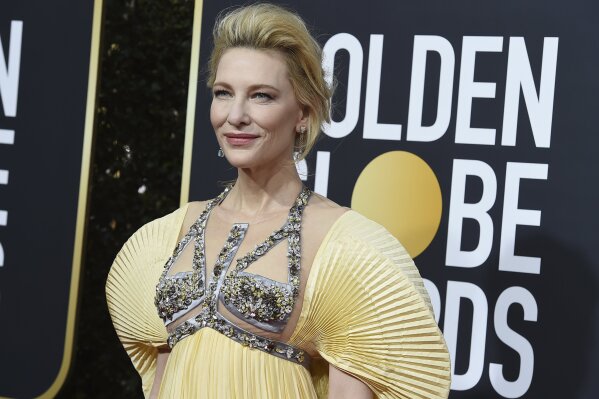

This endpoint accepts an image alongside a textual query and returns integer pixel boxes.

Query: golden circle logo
[351,151,442,257]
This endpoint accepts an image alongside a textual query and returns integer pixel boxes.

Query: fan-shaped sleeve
[105,205,188,397]
[290,211,450,399]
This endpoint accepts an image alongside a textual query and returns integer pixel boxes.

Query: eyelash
[252,92,273,100]
[213,89,230,98]
[212,90,274,101]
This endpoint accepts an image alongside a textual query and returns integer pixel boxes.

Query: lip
[223,132,260,146]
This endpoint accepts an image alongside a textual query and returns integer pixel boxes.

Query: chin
[224,152,261,169]
[224,151,288,171]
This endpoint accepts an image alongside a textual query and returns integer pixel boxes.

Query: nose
[227,97,251,127]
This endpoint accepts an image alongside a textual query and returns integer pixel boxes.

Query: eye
[252,92,274,101]
[213,89,231,98]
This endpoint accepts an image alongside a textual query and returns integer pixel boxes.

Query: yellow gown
[106,205,451,398]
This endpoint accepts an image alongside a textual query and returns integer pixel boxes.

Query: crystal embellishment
[154,185,312,368]
[220,188,310,329]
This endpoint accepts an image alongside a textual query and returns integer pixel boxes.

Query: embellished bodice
[154,185,312,366]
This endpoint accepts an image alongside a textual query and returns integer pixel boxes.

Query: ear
[296,106,310,131]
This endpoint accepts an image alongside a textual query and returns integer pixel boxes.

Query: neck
[223,162,303,216]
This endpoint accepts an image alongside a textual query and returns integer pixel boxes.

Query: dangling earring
[294,126,307,161]
[217,147,224,158]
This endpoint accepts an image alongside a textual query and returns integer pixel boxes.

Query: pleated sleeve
[290,211,450,399]
[105,205,188,397]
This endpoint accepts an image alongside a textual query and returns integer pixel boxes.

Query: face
[210,47,306,170]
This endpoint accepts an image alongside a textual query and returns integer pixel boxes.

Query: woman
[106,3,451,398]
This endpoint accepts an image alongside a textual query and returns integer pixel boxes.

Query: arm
[148,348,170,399]
[328,364,373,399]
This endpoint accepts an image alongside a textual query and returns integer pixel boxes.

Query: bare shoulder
[298,193,351,284]
[185,200,210,216]
[307,191,350,214]
[177,200,210,241]
[303,192,351,237]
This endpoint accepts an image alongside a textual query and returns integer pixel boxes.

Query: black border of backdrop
[184,1,599,398]
[0,1,99,397]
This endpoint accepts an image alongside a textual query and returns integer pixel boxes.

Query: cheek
[255,107,295,136]
[210,101,226,128]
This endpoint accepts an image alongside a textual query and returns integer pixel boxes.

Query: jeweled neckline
[210,184,310,226]
[157,184,314,364]
[204,184,311,292]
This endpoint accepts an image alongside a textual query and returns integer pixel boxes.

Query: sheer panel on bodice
[154,186,314,367]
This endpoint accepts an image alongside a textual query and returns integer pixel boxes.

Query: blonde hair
[207,3,332,160]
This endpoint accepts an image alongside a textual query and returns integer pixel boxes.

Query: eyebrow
[212,82,280,93]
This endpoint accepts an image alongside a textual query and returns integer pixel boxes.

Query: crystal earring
[295,126,307,153]
[217,147,224,158]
